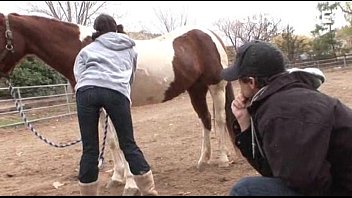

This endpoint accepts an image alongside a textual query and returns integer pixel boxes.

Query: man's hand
[231,93,251,132]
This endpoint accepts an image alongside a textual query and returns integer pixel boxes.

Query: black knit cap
[221,40,286,81]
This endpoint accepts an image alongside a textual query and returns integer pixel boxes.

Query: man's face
[238,77,258,102]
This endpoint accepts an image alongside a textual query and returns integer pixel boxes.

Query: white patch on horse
[78,25,94,42]
[131,40,176,106]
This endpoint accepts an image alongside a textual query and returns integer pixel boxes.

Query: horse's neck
[23,25,81,63]
[15,15,83,83]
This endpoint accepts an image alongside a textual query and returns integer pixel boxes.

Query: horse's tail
[208,29,238,148]
[225,81,237,149]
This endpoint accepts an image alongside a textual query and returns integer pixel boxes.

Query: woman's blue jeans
[76,86,150,183]
[229,176,302,196]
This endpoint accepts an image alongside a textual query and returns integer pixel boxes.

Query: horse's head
[0,13,26,79]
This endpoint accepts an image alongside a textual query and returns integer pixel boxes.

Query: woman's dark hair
[92,14,125,40]
[117,24,126,34]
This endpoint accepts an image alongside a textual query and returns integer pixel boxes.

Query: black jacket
[234,71,352,196]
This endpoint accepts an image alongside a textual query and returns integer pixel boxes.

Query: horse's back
[131,26,229,106]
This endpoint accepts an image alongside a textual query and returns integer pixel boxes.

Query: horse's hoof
[196,162,206,172]
[122,187,140,196]
[106,179,124,189]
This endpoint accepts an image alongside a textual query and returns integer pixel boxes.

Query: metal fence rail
[287,53,352,69]
[0,83,76,128]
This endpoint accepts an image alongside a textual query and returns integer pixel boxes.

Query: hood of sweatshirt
[95,32,136,51]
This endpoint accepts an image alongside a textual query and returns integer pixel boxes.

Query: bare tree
[273,25,310,62]
[239,14,281,43]
[153,6,189,33]
[215,18,242,48]
[215,13,281,50]
[27,1,108,25]
[333,2,352,26]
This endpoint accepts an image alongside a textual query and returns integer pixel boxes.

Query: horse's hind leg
[187,83,212,170]
[209,82,230,167]
[99,110,139,195]
[105,128,140,196]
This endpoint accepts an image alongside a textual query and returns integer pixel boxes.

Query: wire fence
[0,83,76,128]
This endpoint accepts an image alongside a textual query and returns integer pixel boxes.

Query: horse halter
[0,14,15,78]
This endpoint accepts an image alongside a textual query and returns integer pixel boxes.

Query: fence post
[318,60,321,69]
[343,55,347,67]
[16,87,23,108]
[64,84,71,114]
[16,87,25,125]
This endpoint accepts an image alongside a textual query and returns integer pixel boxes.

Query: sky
[0,1,349,38]
[117,1,348,36]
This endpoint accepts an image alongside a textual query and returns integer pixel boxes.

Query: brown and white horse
[0,13,236,195]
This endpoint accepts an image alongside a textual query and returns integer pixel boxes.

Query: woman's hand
[231,93,251,132]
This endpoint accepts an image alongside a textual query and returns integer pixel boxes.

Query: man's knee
[229,177,256,196]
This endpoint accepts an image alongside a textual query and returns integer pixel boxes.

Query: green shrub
[0,57,67,98]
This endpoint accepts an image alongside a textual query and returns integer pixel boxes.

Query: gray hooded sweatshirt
[73,32,137,103]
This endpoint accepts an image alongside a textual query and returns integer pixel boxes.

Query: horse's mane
[8,12,79,29]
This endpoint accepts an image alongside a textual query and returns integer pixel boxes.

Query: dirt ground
[0,67,351,196]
